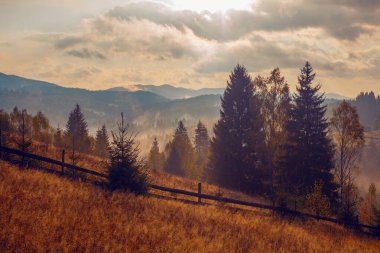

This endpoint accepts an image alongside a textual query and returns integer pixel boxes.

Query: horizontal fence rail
[1,145,379,232]
[0,145,107,178]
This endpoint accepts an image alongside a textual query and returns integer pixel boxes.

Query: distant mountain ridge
[0,73,170,130]
[108,84,351,101]
[107,84,224,99]
[0,72,352,134]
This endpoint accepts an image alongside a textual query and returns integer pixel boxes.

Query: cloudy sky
[1,0,380,96]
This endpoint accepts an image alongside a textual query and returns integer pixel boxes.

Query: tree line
[146,62,377,225]
[0,105,110,163]
[1,61,379,227]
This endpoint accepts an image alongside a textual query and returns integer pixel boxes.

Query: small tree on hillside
[65,104,91,164]
[95,125,109,159]
[194,121,210,176]
[108,113,148,194]
[306,181,331,216]
[164,121,196,178]
[147,137,164,171]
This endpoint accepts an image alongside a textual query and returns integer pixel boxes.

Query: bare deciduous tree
[330,100,364,214]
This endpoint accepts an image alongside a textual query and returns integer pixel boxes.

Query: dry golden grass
[1,160,379,253]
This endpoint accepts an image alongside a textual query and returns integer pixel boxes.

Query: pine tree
[210,64,267,194]
[164,121,196,178]
[280,62,336,206]
[64,104,91,163]
[194,121,210,171]
[147,137,164,171]
[95,125,109,158]
[108,113,148,194]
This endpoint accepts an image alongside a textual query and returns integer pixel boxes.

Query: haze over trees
[164,121,197,179]
[147,137,164,171]
[95,125,109,159]
[194,121,210,178]
[1,60,378,228]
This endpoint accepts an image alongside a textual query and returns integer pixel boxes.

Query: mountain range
[0,72,349,134]
[2,72,380,192]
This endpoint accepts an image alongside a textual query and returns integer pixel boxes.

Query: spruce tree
[64,104,91,156]
[108,113,148,194]
[210,64,266,194]
[280,62,336,206]
[148,137,163,171]
[164,121,196,178]
[95,125,109,158]
[194,121,210,166]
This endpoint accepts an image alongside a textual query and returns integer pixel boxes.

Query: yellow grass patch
[0,161,379,252]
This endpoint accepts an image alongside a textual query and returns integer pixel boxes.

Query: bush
[306,181,331,216]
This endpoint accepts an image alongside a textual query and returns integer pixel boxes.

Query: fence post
[198,182,202,204]
[61,149,65,174]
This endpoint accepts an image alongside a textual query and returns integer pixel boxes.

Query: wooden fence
[0,145,379,233]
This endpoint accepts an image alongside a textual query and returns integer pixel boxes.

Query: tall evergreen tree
[210,64,266,194]
[95,125,109,158]
[65,104,91,156]
[280,62,336,206]
[164,121,196,178]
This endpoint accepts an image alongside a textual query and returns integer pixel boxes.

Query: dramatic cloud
[1,0,380,96]
[66,48,106,60]
[103,0,380,41]
[54,36,87,49]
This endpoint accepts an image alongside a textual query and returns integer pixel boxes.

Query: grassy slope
[1,161,379,253]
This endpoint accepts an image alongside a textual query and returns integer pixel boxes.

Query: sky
[1,0,380,97]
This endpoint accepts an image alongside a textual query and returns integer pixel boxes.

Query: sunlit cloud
[0,0,379,96]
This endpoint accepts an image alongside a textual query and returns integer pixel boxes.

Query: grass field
[1,160,380,252]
